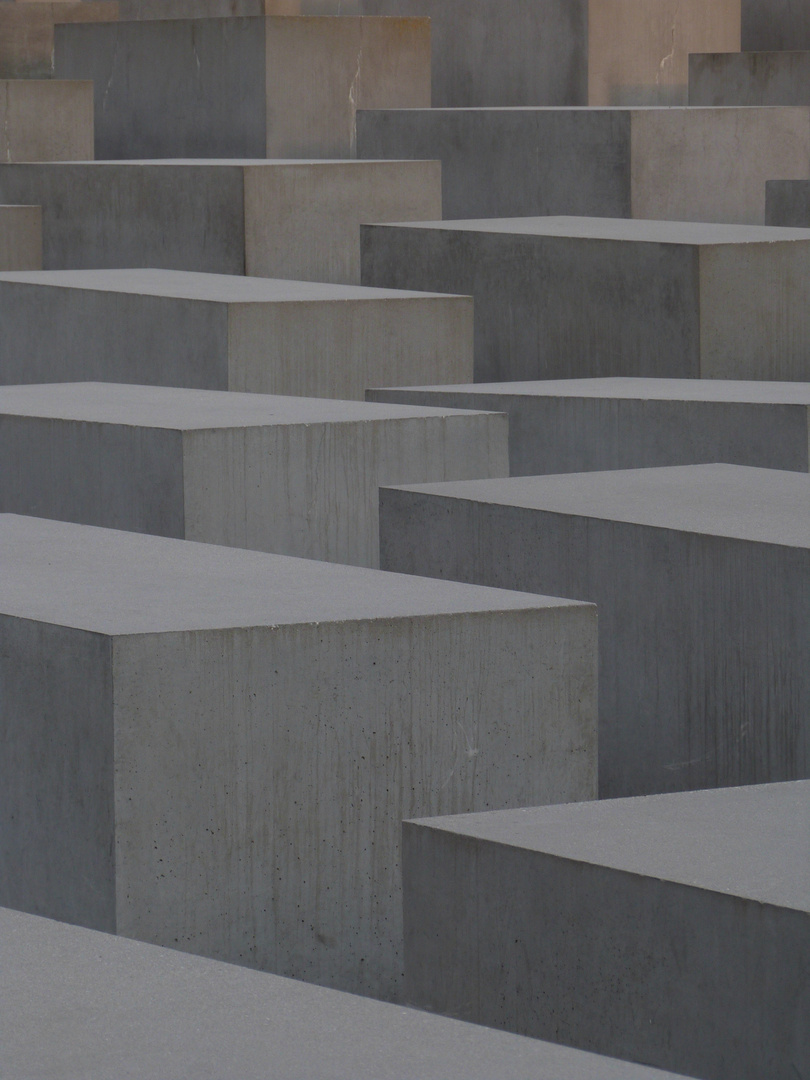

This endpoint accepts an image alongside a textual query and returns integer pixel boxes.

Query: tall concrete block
[0,160,441,283]
[766,179,810,227]
[0,1,118,78]
[0,382,507,567]
[367,378,810,476]
[0,270,472,399]
[55,16,430,159]
[357,106,810,223]
[0,514,597,1000]
[690,50,810,105]
[0,80,93,161]
[741,0,810,50]
[0,909,691,1080]
[402,782,810,1080]
[0,205,41,270]
[379,464,810,797]
[362,217,810,383]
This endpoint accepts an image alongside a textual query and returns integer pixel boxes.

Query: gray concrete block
[402,781,810,1080]
[0,1,118,78]
[0,269,472,399]
[0,159,442,284]
[0,514,596,999]
[0,382,507,567]
[119,0,361,15]
[0,908,690,1080]
[356,106,810,222]
[690,50,810,105]
[0,80,93,161]
[55,16,430,159]
[367,378,810,476]
[766,179,810,227]
[379,464,810,797]
[0,205,41,270]
[741,0,810,50]
[361,217,810,382]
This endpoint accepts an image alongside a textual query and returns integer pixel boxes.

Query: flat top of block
[372,376,810,406]
[16,158,433,169]
[0,909,688,1080]
[0,268,462,303]
[374,215,810,245]
[0,382,494,430]
[389,464,810,548]
[408,781,810,913]
[0,515,585,636]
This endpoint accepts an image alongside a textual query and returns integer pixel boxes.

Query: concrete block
[0,382,507,567]
[0,205,41,270]
[0,80,93,161]
[0,269,472,398]
[0,908,690,1080]
[55,16,430,159]
[0,160,442,284]
[766,179,810,227]
[402,781,810,1080]
[119,0,361,14]
[362,217,810,382]
[379,463,810,797]
[0,1,118,78]
[690,50,810,105]
[367,378,810,476]
[741,0,810,50]
[356,106,810,223]
[0,514,597,999]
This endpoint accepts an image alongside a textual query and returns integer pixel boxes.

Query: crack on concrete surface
[656,15,677,85]
[348,44,362,157]
[101,27,122,114]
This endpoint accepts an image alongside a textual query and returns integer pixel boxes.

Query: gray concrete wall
[0,1,118,78]
[0,206,41,271]
[690,50,810,105]
[766,179,810,226]
[742,0,810,49]
[0,80,94,161]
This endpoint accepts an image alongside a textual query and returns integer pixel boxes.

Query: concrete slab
[766,179,810,227]
[0,382,507,566]
[119,0,361,14]
[361,216,810,382]
[55,16,430,159]
[402,781,810,1080]
[0,1,118,78]
[742,0,810,50]
[0,269,472,399]
[690,50,810,105]
[367,378,810,476]
[356,105,810,223]
[0,160,442,284]
[0,80,93,161]
[0,513,596,1000]
[0,908,690,1080]
[0,205,41,270]
[379,463,810,797]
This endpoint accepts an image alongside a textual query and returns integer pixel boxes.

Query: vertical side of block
[1,80,94,161]
[0,205,41,270]
[742,0,810,50]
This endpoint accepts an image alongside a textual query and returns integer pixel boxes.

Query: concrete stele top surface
[409,781,810,913]
[18,158,431,168]
[0,268,462,302]
[0,908,688,1080]
[372,376,810,406]
[0,383,494,430]
[0,515,584,636]
[376,215,810,245]
[391,464,810,549]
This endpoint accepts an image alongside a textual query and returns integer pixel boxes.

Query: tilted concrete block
[0,514,596,1000]
[55,16,430,159]
[766,179,810,227]
[0,80,93,161]
[0,1,118,78]
[0,908,690,1080]
[690,50,810,105]
[367,378,810,476]
[357,105,810,222]
[0,205,41,270]
[0,269,472,399]
[362,217,810,382]
[0,160,441,284]
[379,464,810,797]
[0,382,507,567]
[402,781,810,1080]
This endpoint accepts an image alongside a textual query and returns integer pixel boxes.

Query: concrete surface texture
[0,80,93,162]
[0,269,473,398]
[0,908,691,1080]
[0,514,597,1001]
[0,205,41,270]
[119,0,361,14]
[379,463,810,797]
[361,216,810,382]
[0,381,508,566]
[402,781,810,1080]
[367,377,810,475]
[741,0,810,49]
[0,160,442,284]
[55,16,430,159]
[356,105,810,223]
[690,50,810,105]
[0,1,118,78]
[766,179,810,227]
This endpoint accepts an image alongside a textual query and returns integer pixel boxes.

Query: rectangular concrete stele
[403,781,810,1080]
[367,377,810,476]
[0,910,691,1080]
[0,81,93,162]
[766,179,810,227]
[0,160,441,284]
[118,0,362,14]
[362,217,810,383]
[0,382,508,567]
[741,0,810,50]
[690,50,810,105]
[0,514,596,1000]
[0,205,41,270]
[0,269,472,399]
[379,463,810,797]
[0,2,118,78]
[55,16,430,159]
[356,105,810,223]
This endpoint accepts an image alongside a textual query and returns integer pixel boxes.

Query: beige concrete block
[0,205,41,270]
[0,2,118,78]
[0,81,93,162]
